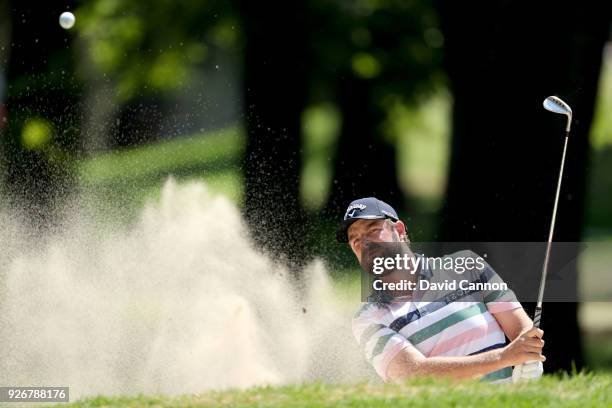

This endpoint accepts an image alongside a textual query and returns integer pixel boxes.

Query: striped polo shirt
[352,250,521,383]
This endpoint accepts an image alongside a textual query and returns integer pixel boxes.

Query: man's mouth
[360,241,405,276]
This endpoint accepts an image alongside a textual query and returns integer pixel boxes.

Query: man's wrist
[491,347,508,370]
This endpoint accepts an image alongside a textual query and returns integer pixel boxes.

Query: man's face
[347,219,404,264]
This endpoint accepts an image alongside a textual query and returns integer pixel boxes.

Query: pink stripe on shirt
[487,301,522,315]
[428,319,500,356]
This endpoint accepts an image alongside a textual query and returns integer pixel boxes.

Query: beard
[359,240,411,277]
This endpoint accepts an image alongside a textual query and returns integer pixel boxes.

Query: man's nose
[358,236,380,253]
[363,232,381,244]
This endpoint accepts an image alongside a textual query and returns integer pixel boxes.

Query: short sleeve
[352,303,415,381]
[472,254,522,315]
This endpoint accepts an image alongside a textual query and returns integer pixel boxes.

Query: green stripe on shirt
[481,367,512,382]
[360,324,386,348]
[484,290,508,303]
[407,303,487,345]
[369,332,396,361]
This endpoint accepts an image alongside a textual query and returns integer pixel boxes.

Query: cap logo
[345,203,367,219]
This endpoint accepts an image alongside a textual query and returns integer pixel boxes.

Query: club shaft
[534,132,569,327]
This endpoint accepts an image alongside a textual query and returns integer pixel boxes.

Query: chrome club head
[543,96,573,132]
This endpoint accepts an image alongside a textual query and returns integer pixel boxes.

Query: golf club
[534,96,573,328]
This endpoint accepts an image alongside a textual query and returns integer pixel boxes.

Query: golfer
[338,197,545,383]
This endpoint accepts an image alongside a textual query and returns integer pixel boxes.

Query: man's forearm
[494,307,534,341]
[387,348,506,382]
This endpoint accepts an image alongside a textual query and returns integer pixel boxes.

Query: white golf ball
[59,12,75,30]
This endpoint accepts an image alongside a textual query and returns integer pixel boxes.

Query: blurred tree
[436,1,611,372]
[0,1,81,228]
[76,0,240,148]
[310,0,444,217]
[240,0,310,272]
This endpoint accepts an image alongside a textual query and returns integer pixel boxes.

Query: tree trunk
[436,1,610,372]
[240,1,309,271]
[324,73,401,218]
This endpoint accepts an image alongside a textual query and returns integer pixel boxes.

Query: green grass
[585,333,612,370]
[78,127,244,219]
[80,127,243,186]
[62,374,611,407]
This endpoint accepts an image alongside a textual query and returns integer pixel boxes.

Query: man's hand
[500,326,545,367]
[512,361,544,383]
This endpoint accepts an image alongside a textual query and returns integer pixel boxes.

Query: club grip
[533,306,542,328]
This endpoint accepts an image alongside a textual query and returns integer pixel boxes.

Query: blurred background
[0,0,610,376]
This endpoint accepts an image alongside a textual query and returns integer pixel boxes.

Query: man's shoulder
[430,250,490,276]
[353,301,388,321]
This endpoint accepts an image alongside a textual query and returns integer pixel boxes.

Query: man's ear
[394,220,409,243]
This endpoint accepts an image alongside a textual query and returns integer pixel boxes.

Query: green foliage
[75,0,443,105]
[351,52,382,79]
[310,0,445,105]
[64,373,612,407]
[76,0,240,102]
[591,52,612,149]
[20,118,54,150]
